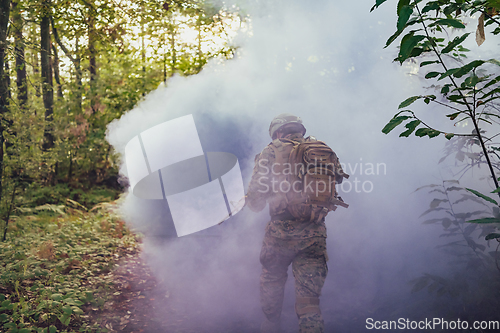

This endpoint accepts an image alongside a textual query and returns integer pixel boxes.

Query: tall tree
[51,18,82,112]
[169,14,176,74]
[41,0,54,150]
[51,44,63,99]
[0,0,11,200]
[12,0,27,107]
[87,0,97,112]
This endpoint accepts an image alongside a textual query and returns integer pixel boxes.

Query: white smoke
[106,0,496,330]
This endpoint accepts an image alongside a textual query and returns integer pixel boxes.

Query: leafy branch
[373,0,500,194]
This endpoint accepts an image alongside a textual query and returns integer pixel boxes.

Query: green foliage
[381,115,411,134]
[466,188,498,205]
[17,183,119,210]
[372,0,500,170]
[373,0,500,248]
[0,200,139,332]
[0,0,243,241]
[410,180,500,320]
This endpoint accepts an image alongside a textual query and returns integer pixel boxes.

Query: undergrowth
[0,199,139,333]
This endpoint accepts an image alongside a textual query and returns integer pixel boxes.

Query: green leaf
[428,129,441,138]
[385,29,405,48]
[398,32,426,63]
[464,74,479,86]
[51,294,63,301]
[487,59,500,66]
[382,116,411,134]
[441,84,451,94]
[465,188,498,205]
[399,120,421,137]
[430,18,466,29]
[467,217,500,224]
[49,326,57,333]
[64,298,84,306]
[398,96,421,108]
[4,322,17,329]
[445,133,455,140]
[415,128,427,137]
[492,187,500,193]
[453,60,484,78]
[397,0,410,14]
[415,128,441,138]
[422,2,440,13]
[425,71,440,79]
[439,68,461,80]
[59,313,71,326]
[72,306,84,315]
[446,112,462,120]
[441,33,470,54]
[371,0,388,12]
[483,75,500,89]
[397,5,413,31]
[485,233,500,240]
[420,60,439,67]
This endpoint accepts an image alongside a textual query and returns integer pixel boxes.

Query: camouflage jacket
[247,132,343,239]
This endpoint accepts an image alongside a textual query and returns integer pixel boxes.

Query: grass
[0,199,140,333]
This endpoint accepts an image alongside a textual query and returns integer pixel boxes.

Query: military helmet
[269,113,306,139]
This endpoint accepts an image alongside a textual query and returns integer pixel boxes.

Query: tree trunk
[141,5,146,95]
[170,16,176,74]
[74,38,82,113]
[163,31,167,83]
[51,44,63,99]
[197,14,202,72]
[41,0,54,150]
[51,18,81,112]
[3,59,13,151]
[0,0,11,206]
[4,60,10,100]
[12,0,27,108]
[32,25,41,99]
[88,6,97,113]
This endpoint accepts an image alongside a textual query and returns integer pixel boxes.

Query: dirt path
[91,248,261,333]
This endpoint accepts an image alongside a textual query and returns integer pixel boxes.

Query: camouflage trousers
[259,234,328,333]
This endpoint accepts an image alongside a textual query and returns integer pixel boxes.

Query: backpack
[268,136,349,222]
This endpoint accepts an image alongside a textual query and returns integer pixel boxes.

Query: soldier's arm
[246,146,275,212]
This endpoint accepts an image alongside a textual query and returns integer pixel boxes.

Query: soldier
[246,113,348,333]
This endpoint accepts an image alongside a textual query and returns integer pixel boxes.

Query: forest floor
[92,246,262,333]
[0,201,259,333]
[0,201,173,333]
[0,200,364,333]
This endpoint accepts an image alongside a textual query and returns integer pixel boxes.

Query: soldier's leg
[292,237,328,333]
[260,235,294,324]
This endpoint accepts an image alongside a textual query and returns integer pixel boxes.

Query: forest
[1,0,500,332]
[0,0,242,331]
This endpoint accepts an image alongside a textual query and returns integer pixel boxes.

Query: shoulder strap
[269,139,297,166]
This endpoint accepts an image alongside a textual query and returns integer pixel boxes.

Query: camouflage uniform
[247,132,344,333]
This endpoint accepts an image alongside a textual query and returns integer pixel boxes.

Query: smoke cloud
[106,0,497,331]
